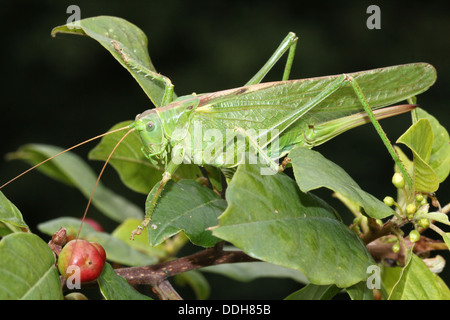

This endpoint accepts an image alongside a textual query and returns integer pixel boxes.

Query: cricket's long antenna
[76,127,135,239]
[0,125,131,190]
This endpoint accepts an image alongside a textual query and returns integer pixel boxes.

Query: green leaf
[415,108,450,183]
[441,233,450,251]
[52,16,169,107]
[285,284,341,300]
[202,259,308,283]
[397,119,439,193]
[345,281,375,300]
[148,180,227,247]
[212,164,374,288]
[290,147,395,219]
[0,191,29,232]
[98,263,152,300]
[89,121,202,194]
[381,265,402,296]
[389,253,449,300]
[393,146,415,204]
[435,275,450,299]
[0,223,13,237]
[0,233,62,299]
[38,217,158,266]
[415,210,450,226]
[7,144,143,222]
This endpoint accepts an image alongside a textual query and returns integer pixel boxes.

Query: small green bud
[392,242,400,253]
[417,218,430,229]
[420,198,428,206]
[415,194,424,203]
[383,196,395,206]
[409,229,420,243]
[406,203,417,218]
[392,173,405,189]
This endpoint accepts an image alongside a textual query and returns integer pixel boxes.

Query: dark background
[0,1,449,299]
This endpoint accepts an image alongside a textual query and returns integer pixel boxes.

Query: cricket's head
[132,109,166,158]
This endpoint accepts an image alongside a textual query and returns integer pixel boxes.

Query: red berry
[58,239,106,283]
[90,242,107,262]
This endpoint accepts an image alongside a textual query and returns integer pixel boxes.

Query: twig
[366,234,448,264]
[114,243,258,299]
[360,219,395,245]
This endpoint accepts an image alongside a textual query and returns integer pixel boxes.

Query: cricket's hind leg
[245,32,298,86]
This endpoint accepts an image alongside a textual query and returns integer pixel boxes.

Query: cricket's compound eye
[147,121,155,131]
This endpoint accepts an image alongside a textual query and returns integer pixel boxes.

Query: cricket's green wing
[190,63,436,155]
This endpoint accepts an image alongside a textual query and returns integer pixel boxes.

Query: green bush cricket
[0,23,437,241]
[112,32,435,238]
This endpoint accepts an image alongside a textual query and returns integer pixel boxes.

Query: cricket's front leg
[130,171,172,239]
[130,160,180,240]
[111,39,174,107]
